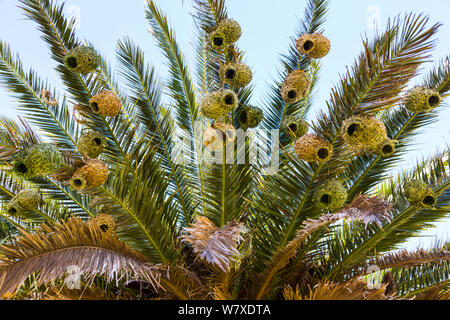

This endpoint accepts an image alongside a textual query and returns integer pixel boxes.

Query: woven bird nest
[203,122,236,151]
[376,139,397,158]
[63,46,99,74]
[404,87,442,113]
[296,33,331,59]
[201,89,238,120]
[77,131,108,159]
[281,70,311,104]
[87,214,116,234]
[294,134,333,162]
[89,90,121,117]
[70,159,109,190]
[281,115,308,138]
[4,189,41,217]
[12,143,63,179]
[314,180,347,211]
[235,105,263,129]
[209,19,241,50]
[404,180,437,208]
[341,115,387,150]
[221,62,253,88]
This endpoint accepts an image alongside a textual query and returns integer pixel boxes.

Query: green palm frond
[314,14,440,181]
[346,55,450,200]
[145,0,199,135]
[324,152,449,280]
[18,0,134,164]
[251,15,442,269]
[0,41,78,149]
[192,0,228,93]
[262,0,328,133]
[393,261,449,297]
[89,143,179,263]
[116,37,199,224]
[0,119,93,218]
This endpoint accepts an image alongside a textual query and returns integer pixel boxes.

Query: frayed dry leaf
[40,90,58,106]
[0,218,160,296]
[284,279,392,300]
[181,216,245,272]
[338,194,393,228]
[368,248,450,269]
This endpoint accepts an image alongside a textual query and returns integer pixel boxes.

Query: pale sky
[0,0,448,249]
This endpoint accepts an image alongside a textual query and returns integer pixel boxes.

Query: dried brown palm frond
[412,284,450,300]
[0,218,160,296]
[365,248,450,271]
[337,194,393,228]
[283,279,391,300]
[252,214,340,300]
[181,216,245,272]
[382,271,398,295]
[158,265,209,300]
[254,207,397,300]
[40,90,58,106]
[17,281,135,300]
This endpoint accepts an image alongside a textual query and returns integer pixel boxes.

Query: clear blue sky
[0,0,448,249]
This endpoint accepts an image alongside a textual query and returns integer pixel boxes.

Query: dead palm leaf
[0,218,160,296]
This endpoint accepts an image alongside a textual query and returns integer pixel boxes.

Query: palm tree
[0,0,448,300]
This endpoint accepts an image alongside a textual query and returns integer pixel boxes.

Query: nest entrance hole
[66,57,78,68]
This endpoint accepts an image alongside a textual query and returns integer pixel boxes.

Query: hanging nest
[404,87,442,113]
[63,46,99,74]
[296,33,331,59]
[209,19,242,50]
[281,70,311,104]
[87,214,116,234]
[203,122,236,151]
[3,189,41,217]
[235,105,263,129]
[200,89,238,120]
[12,143,63,179]
[341,115,387,150]
[221,62,253,88]
[281,115,309,138]
[403,180,437,208]
[294,134,333,162]
[375,139,397,158]
[89,90,121,117]
[70,159,109,190]
[77,131,108,159]
[314,180,348,211]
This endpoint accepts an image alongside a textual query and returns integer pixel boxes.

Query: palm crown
[0,0,448,300]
